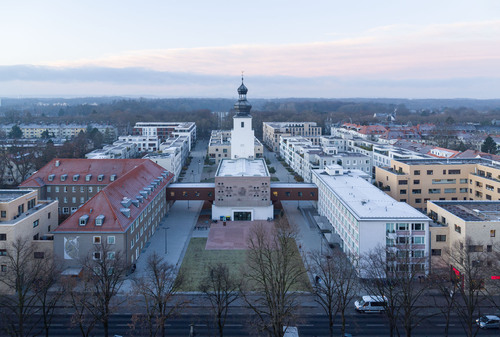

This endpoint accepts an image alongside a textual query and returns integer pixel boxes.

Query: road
[13,310,500,337]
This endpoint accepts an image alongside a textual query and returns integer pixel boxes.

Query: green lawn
[177,238,247,291]
[177,237,310,292]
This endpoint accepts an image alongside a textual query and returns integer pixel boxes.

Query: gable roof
[20,158,150,187]
[53,160,174,233]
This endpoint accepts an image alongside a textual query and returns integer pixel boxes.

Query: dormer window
[110,174,117,182]
[79,215,89,226]
[61,174,68,182]
[48,174,55,181]
[98,174,104,182]
[86,174,92,182]
[73,174,80,181]
[95,215,105,226]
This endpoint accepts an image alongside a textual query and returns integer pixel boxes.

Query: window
[397,237,409,244]
[0,211,6,218]
[107,236,115,244]
[444,188,456,194]
[412,250,424,258]
[427,170,433,175]
[415,198,422,203]
[468,245,483,252]
[412,236,425,244]
[413,179,420,185]
[398,180,408,185]
[93,236,101,244]
[1,265,6,272]
[491,230,496,237]
[33,219,39,228]
[88,187,93,193]
[412,189,421,194]
[241,122,244,128]
[62,207,69,214]
[460,179,468,184]
[0,234,6,241]
[93,252,101,260]
[107,251,115,260]
[455,224,461,234]
[448,169,461,175]
[55,186,60,193]
[412,223,424,230]
[431,249,442,256]
[436,235,446,242]
[34,252,45,259]
[0,249,6,256]
[487,245,493,252]
[428,188,441,194]
[400,189,407,195]
[414,170,420,175]
[397,223,409,231]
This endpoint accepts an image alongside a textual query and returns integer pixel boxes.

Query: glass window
[107,236,115,244]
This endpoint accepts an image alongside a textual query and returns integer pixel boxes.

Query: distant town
[1,82,500,337]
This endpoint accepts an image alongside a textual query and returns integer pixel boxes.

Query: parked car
[476,315,500,329]
[354,295,387,313]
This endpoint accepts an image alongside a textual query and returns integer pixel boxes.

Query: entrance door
[234,211,252,221]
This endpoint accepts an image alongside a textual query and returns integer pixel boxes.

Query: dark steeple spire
[234,73,252,116]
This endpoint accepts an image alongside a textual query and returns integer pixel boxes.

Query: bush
[268,166,276,174]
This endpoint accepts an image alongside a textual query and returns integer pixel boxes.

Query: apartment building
[19,158,154,216]
[85,140,139,159]
[207,130,263,164]
[312,166,431,276]
[0,123,117,140]
[427,201,500,281]
[0,190,58,289]
[263,122,322,153]
[375,158,500,212]
[53,160,174,270]
[118,135,160,152]
[280,136,371,183]
[132,122,196,149]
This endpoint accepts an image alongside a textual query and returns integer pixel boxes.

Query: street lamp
[164,226,170,254]
[198,159,201,174]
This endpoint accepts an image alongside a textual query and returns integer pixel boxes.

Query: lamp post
[198,159,201,174]
[164,226,170,254]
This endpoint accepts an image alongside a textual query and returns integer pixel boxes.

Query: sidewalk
[121,199,203,292]
[263,146,295,182]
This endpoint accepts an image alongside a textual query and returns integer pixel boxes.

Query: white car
[476,315,500,329]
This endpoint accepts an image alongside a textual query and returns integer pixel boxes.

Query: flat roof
[430,201,500,222]
[0,190,32,203]
[216,158,269,177]
[313,169,429,221]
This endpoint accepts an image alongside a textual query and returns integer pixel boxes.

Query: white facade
[211,205,274,222]
[312,167,431,276]
[118,135,160,152]
[231,115,255,159]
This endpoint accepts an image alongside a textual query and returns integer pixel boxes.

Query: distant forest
[1,97,499,139]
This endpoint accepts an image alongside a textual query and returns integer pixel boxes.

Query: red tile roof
[20,158,150,187]
[53,160,174,233]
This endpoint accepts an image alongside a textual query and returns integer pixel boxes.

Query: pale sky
[1,0,500,98]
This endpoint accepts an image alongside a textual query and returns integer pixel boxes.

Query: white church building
[211,78,274,221]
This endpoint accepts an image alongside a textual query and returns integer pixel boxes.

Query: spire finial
[241,70,244,83]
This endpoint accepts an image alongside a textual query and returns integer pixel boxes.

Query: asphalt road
[9,311,500,337]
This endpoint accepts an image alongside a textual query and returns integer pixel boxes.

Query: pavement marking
[366,324,385,327]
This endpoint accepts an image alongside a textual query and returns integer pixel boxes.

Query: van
[476,315,500,329]
[354,295,387,313]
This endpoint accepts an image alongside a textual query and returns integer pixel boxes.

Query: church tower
[231,76,255,159]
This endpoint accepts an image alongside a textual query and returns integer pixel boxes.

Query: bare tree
[429,265,460,337]
[200,263,240,337]
[445,239,492,337]
[241,217,307,337]
[71,242,129,337]
[65,278,98,337]
[33,250,64,337]
[131,253,185,337]
[0,237,53,337]
[309,249,358,337]
[361,244,430,337]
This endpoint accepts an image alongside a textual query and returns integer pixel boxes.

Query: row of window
[414,169,461,176]
[47,186,102,193]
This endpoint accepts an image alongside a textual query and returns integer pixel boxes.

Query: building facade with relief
[52,160,174,270]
